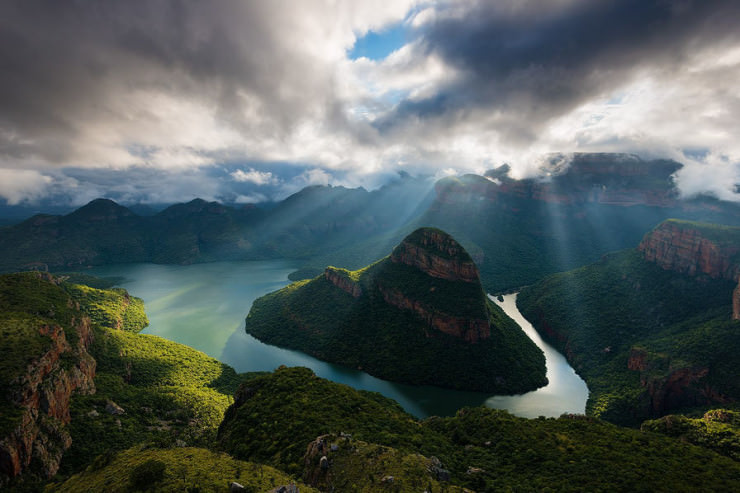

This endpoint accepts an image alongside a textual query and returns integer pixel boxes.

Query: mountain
[245,227,547,393]
[517,220,740,425]
[3,154,740,291]
[4,272,740,491]
[407,154,740,292]
[0,174,435,273]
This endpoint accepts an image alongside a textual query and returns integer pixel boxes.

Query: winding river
[88,261,588,418]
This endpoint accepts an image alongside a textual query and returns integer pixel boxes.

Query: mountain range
[3,154,740,294]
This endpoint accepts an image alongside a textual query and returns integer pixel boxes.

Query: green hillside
[219,366,740,492]
[517,248,740,425]
[245,228,547,393]
[49,446,318,493]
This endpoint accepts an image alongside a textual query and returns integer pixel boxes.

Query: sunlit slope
[49,446,319,493]
[245,228,547,393]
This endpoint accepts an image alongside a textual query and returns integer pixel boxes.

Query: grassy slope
[642,409,740,461]
[219,367,740,492]
[59,326,247,475]
[66,282,149,332]
[245,257,546,393]
[48,446,319,492]
[517,249,739,425]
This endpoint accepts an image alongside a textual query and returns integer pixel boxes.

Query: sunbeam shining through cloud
[0,0,739,206]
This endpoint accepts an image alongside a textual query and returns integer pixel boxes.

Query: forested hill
[244,227,547,393]
[517,220,740,425]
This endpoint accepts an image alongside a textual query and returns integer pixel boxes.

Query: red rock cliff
[638,220,740,319]
[378,284,490,343]
[383,228,491,342]
[390,228,480,283]
[638,221,740,279]
[324,268,362,298]
[0,296,96,483]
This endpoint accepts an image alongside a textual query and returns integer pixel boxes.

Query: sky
[1,0,739,206]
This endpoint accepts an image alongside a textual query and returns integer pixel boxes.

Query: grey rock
[105,400,125,415]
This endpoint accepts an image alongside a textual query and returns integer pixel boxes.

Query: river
[88,261,588,418]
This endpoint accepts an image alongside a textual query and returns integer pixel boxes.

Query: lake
[88,260,588,418]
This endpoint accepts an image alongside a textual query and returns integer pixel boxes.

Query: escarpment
[638,220,740,319]
[0,273,96,485]
[638,220,740,280]
[245,228,546,393]
[324,267,362,298]
[389,227,480,283]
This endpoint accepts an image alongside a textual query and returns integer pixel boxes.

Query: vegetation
[642,409,740,461]
[65,282,149,332]
[48,446,318,492]
[0,272,87,437]
[5,271,740,491]
[219,366,740,492]
[517,249,740,425]
[245,231,546,393]
[59,325,247,475]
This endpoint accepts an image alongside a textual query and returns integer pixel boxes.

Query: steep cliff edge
[389,227,480,283]
[638,219,740,318]
[638,219,740,280]
[0,273,96,485]
[245,228,546,393]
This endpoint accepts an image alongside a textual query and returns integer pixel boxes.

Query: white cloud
[230,168,279,185]
[0,169,52,205]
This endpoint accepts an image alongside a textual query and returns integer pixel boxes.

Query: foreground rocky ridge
[0,273,96,484]
[246,228,546,392]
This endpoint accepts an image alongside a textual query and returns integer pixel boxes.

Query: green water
[89,261,588,418]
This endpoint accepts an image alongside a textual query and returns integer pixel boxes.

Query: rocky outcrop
[638,221,740,280]
[378,284,490,343]
[638,220,740,319]
[324,268,362,298]
[627,347,719,417]
[390,228,480,283]
[0,294,96,483]
[435,154,682,207]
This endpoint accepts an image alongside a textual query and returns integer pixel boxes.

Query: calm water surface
[88,261,588,418]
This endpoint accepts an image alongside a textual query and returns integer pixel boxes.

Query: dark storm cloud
[379,0,740,138]
[0,0,332,164]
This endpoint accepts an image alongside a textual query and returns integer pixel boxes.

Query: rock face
[435,154,682,207]
[382,228,491,342]
[324,268,362,298]
[627,348,714,417]
[638,221,740,280]
[378,284,490,343]
[390,228,480,283]
[0,275,96,485]
[638,220,740,319]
